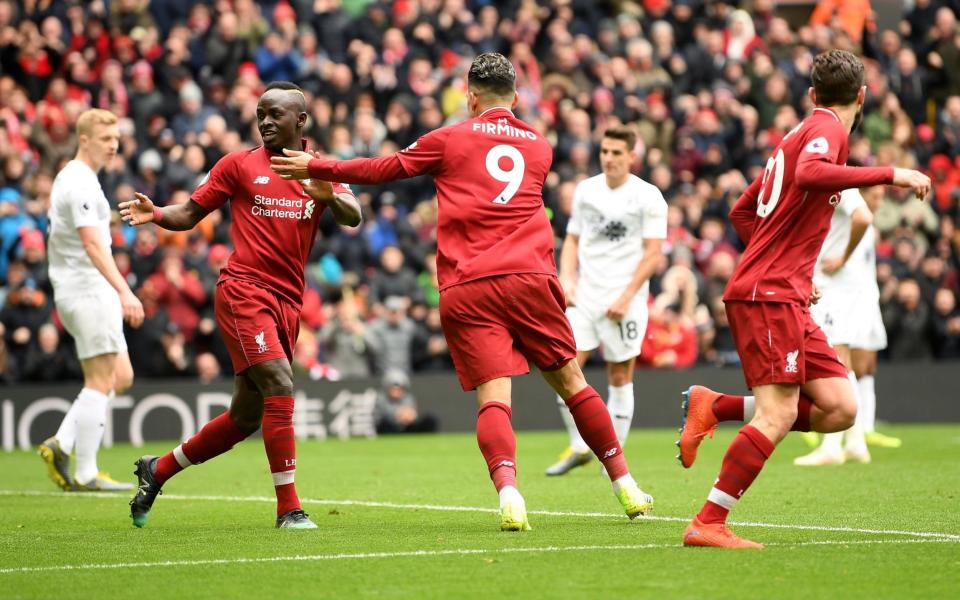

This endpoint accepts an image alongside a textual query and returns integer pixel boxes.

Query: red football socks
[712,393,812,430]
[791,395,813,431]
[476,401,517,491]
[263,395,300,517]
[154,411,251,486]
[697,425,775,524]
[712,394,745,422]
[565,386,629,481]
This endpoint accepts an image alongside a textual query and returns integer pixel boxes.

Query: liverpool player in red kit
[675,51,930,548]
[120,82,361,529]
[271,53,654,531]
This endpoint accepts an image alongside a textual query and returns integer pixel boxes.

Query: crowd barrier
[2,363,957,451]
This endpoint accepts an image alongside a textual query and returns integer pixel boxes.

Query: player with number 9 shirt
[674,50,931,548]
[271,52,655,532]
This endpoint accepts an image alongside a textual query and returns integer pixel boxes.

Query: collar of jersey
[263,138,309,156]
[479,106,515,119]
[812,107,841,122]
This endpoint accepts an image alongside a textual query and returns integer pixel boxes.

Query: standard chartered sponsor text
[253,193,307,219]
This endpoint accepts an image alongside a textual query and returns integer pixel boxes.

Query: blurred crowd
[2,0,960,386]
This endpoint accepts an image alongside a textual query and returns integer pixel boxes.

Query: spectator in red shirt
[144,249,205,341]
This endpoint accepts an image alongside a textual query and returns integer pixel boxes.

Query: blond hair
[76,108,118,137]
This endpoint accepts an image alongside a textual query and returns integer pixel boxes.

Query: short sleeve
[566,181,586,236]
[641,188,668,240]
[191,153,239,210]
[68,182,103,230]
[836,188,867,217]
[395,128,449,177]
[797,117,846,167]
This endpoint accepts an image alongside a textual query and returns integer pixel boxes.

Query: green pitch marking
[1,425,957,599]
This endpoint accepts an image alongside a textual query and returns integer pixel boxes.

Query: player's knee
[231,411,263,434]
[249,362,294,397]
[114,370,133,394]
[836,396,858,429]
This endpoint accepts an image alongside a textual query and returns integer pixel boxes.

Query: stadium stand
[1,0,959,384]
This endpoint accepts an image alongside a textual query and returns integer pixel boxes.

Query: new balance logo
[785,349,799,374]
[499,460,515,468]
[255,331,268,353]
[602,448,618,459]
[253,175,270,185]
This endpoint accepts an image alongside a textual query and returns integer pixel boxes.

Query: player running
[545,126,666,476]
[271,53,654,531]
[795,186,883,465]
[39,109,143,492]
[120,82,360,529]
[674,50,930,548]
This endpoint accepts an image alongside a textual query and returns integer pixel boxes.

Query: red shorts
[215,278,300,374]
[725,300,846,389]
[439,273,577,391]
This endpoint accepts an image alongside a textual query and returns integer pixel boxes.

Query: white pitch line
[0,538,955,576]
[2,489,959,541]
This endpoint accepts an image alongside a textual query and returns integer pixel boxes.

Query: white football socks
[499,485,523,508]
[857,375,877,433]
[54,395,82,453]
[844,372,867,454]
[557,395,589,453]
[607,383,635,445]
[72,388,110,484]
[743,395,756,421]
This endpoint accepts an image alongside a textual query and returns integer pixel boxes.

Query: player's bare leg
[795,346,869,465]
[541,359,653,519]
[475,377,529,531]
[853,349,900,448]
[678,373,858,468]
[546,351,593,476]
[130,374,260,528]
[684,379,857,548]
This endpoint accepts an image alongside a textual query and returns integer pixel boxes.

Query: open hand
[270,148,314,180]
[119,192,157,226]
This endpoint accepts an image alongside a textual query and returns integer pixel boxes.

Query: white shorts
[810,287,887,351]
[56,288,127,359]
[566,295,648,363]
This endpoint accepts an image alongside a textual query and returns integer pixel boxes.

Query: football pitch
[2,425,958,599]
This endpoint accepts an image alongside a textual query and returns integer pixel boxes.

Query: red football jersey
[725,108,872,306]
[192,146,352,308]
[395,107,555,290]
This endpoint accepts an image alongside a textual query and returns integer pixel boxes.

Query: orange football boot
[676,385,721,468]
[683,517,764,549]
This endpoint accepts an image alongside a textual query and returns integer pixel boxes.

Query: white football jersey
[566,173,667,305]
[813,188,878,294]
[47,160,114,299]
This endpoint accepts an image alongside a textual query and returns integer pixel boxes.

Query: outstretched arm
[119,193,210,231]
[269,149,409,184]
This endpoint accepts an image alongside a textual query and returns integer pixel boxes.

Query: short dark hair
[265,80,304,94]
[811,50,864,107]
[263,80,306,111]
[603,126,637,150]
[467,53,516,98]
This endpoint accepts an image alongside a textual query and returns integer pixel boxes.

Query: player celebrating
[39,109,143,492]
[120,82,360,529]
[675,50,930,548]
[271,53,654,531]
[795,186,882,466]
[545,126,666,476]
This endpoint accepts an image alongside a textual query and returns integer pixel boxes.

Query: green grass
[2,425,959,599]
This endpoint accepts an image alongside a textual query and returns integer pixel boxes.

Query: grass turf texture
[1,425,958,599]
